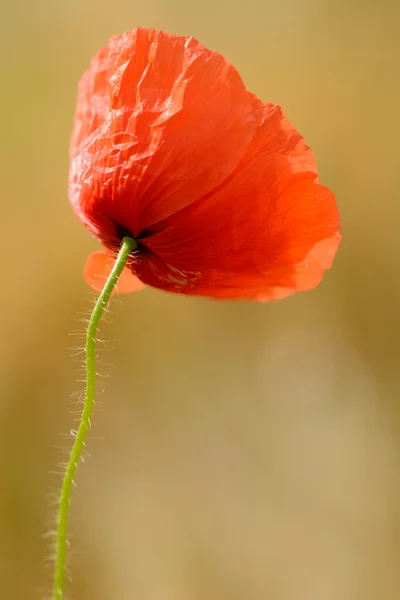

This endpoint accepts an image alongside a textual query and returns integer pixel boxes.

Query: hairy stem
[53,236,137,600]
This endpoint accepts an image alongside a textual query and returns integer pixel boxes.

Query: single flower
[69,27,341,300]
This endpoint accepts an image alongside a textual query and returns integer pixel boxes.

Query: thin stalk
[53,236,137,600]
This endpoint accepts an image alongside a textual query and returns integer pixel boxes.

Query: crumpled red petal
[69,28,263,241]
[84,251,145,294]
[135,104,341,299]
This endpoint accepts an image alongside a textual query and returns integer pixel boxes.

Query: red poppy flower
[69,27,341,300]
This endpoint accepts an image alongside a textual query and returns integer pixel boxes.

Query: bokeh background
[1,1,400,598]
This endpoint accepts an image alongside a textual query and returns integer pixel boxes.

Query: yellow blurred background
[1,1,400,598]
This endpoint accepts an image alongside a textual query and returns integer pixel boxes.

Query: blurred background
[1,0,400,598]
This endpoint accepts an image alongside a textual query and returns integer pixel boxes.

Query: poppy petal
[135,104,340,299]
[84,250,146,294]
[134,233,340,300]
[69,28,263,243]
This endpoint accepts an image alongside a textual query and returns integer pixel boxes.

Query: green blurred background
[1,1,400,598]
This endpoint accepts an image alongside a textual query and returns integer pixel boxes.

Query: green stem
[53,236,137,600]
